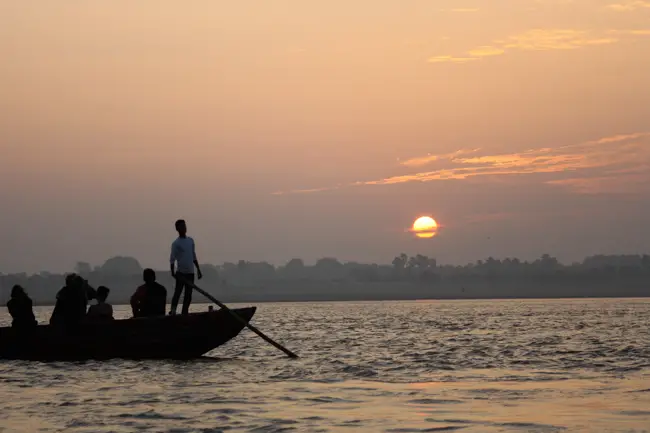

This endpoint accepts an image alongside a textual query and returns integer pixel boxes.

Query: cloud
[400,148,482,167]
[468,46,506,57]
[609,29,650,35]
[427,27,645,64]
[606,1,650,11]
[428,55,478,64]
[501,29,618,50]
[273,133,650,195]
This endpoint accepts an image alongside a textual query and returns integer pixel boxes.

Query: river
[1,298,649,432]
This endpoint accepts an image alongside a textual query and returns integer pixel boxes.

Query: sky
[1,1,650,273]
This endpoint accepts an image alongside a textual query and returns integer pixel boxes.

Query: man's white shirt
[170,236,197,274]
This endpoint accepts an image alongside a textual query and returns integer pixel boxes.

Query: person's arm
[130,293,137,316]
[169,241,176,277]
[193,239,202,279]
[130,286,144,317]
[85,281,97,301]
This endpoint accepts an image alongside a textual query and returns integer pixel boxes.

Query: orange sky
[1,1,649,272]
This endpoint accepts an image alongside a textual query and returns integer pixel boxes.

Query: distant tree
[285,258,304,271]
[350,264,380,282]
[222,262,237,272]
[392,254,408,272]
[538,254,560,273]
[201,263,220,279]
[283,258,306,279]
[314,258,342,270]
[246,262,276,280]
[314,257,344,279]
[100,256,142,276]
[220,262,239,281]
[407,255,417,269]
[411,254,435,270]
[74,261,92,276]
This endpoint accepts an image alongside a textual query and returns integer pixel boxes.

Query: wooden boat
[0,307,256,361]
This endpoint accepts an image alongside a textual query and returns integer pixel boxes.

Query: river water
[1,298,650,432]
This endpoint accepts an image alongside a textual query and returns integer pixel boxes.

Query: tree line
[1,253,649,305]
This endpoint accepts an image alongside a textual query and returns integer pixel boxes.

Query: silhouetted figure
[169,219,202,315]
[87,286,114,322]
[131,268,167,318]
[7,285,37,329]
[50,274,95,329]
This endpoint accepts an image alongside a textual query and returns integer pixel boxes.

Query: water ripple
[1,298,650,431]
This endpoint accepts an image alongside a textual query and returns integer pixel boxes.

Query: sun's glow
[411,216,438,239]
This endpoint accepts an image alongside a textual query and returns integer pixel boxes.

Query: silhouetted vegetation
[2,254,649,305]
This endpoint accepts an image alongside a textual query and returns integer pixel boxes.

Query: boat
[0,307,256,361]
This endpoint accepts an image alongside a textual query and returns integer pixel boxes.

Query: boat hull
[0,307,256,361]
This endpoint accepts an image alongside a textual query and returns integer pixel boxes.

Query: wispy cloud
[400,148,482,167]
[606,1,650,11]
[609,29,650,35]
[499,29,618,50]
[273,133,650,195]
[428,55,478,64]
[427,27,650,64]
[468,46,506,57]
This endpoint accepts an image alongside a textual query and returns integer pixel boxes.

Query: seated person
[50,273,92,328]
[87,286,114,321]
[7,285,37,329]
[131,268,167,318]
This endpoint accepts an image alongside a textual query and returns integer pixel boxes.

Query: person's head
[96,286,110,303]
[65,273,78,287]
[73,275,86,290]
[143,268,156,284]
[11,285,26,298]
[175,219,187,236]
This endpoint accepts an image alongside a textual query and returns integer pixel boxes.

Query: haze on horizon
[1,1,649,274]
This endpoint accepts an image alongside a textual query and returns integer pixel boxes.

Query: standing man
[169,219,202,315]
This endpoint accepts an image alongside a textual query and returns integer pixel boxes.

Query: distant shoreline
[4,253,650,307]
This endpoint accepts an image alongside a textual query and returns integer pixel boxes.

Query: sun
[411,216,438,239]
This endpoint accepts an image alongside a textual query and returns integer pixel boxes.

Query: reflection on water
[1,299,650,432]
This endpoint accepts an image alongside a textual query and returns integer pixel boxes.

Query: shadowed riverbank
[3,254,650,306]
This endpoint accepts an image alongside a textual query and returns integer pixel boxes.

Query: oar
[175,276,299,359]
